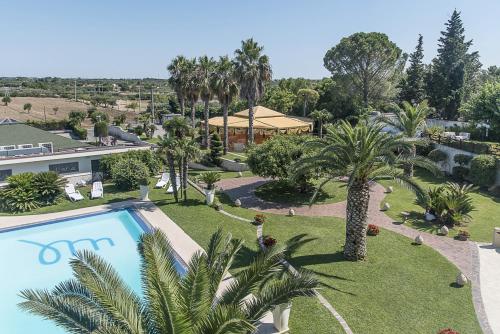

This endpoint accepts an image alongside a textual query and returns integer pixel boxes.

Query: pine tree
[427,10,481,120]
[399,34,426,104]
[209,133,223,166]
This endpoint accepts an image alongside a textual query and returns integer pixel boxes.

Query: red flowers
[367,224,380,236]
[263,236,277,248]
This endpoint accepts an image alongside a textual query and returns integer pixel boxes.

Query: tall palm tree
[157,136,180,202]
[379,100,430,177]
[211,56,239,154]
[167,55,189,116]
[185,58,201,129]
[175,137,200,201]
[198,55,216,148]
[295,120,439,261]
[234,38,272,144]
[309,109,332,138]
[19,229,318,334]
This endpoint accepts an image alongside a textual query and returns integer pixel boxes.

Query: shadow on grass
[254,180,331,206]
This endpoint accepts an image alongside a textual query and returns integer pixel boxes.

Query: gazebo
[207,106,312,150]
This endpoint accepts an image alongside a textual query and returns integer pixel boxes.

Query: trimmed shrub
[469,154,497,188]
[0,173,40,213]
[100,150,161,178]
[428,149,448,163]
[111,158,150,191]
[452,166,469,182]
[32,171,66,204]
[94,121,109,139]
[209,133,223,166]
[453,154,473,166]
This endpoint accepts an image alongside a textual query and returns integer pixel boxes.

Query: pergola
[207,106,312,150]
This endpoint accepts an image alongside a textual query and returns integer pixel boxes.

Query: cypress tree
[399,34,426,104]
[427,10,481,120]
[209,133,223,166]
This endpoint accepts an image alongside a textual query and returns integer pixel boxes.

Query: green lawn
[149,187,481,334]
[255,179,348,206]
[379,169,500,242]
[2,174,482,333]
[188,169,254,180]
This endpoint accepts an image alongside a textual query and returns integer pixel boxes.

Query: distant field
[0,97,142,126]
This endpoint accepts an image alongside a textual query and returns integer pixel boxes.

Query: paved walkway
[218,176,493,334]
[477,244,500,333]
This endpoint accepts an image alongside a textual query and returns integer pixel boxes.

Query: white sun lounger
[166,176,181,194]
[155,173,170,188]
[91,181,104,199]
[65,184,84,201]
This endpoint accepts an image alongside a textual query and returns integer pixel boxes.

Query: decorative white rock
[382,202,390,211]
[425,212,436,221]
[456,272,468,286]
[288,208,295,217]
[386,186,394,193]
[414,235,424,245]
[440,225,449,236]
[272,302,292,333]
[234,199,241,207]
[237,171,243,177]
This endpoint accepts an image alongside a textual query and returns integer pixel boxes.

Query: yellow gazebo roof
[234,106,284,119]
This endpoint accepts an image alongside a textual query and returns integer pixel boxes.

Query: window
[0,145,16,151]
[49,162,79,174]
[17,144,33,149]
[0,169,12,181]
[38,142,53,153]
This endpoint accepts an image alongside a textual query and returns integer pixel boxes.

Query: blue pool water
[0,209,183,334]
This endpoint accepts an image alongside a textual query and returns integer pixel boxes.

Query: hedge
[428,149,448,163]
[470,155,497,187]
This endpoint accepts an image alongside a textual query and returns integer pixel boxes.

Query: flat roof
[0,123,88,150]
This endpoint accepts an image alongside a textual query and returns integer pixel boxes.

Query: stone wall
[108,125,141,143]
[220,158,249,172]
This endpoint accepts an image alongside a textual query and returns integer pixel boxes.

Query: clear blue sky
[1,0,498,79]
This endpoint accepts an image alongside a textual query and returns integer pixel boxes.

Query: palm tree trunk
[191,102,196,129]
[223,103,229,155]
[248,100,254,145]
[177,158,184,200]
[319,120,323,138]
[203,100,210,149]
[404,144,416,178]
[303,99,307,117]
[167,153,178,202]
[182,159,188,200]
[344,181,370,261]
[179,96,185,116]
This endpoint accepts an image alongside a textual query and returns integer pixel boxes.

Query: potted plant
[272,302,292,333]
[457,230,470,241]
[139,176,150,201]
[198,171,221,205]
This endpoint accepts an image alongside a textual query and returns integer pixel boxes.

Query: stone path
[218,176,493,334]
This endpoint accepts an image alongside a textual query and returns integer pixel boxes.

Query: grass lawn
[255,179,348,206]
[188,169,254,179]
[379,169,500,242]
[149,186,481,334]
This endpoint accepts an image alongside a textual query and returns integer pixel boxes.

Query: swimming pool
[0,209,184,334]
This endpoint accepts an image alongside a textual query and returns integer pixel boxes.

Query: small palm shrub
[0,173,40,213]
[198,171,221,190]
[469,154,497,188]
[111,158,150,190]
[428,149,448,163]
[418,182,474,226]
[32,171,66,204]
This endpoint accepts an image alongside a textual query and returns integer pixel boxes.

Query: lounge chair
[65,184,84,201]
[166,176,181,194]
[155,172,170,188]
[91,181,104,199]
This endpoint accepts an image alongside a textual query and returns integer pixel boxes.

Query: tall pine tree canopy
[399,34,426,104]
[427,10,481,120]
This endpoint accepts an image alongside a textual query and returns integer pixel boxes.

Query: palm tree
[379,100,430,177]
[157,136,180,202]
[19,229,318,334]
[309,109,331,138]
[175,137,200,201]
[295,120,439,260]
[211,56,239,155]
[234,38,272,144]
[185,58,201,128]
[198,55,216,148]
[297,89,319,117]
[162,116,191,139]
[168,55,189,116]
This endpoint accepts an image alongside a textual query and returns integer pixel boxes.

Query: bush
[452,166,469,182]
[0,173,40,213]
[72,125,87,140]
[100,150,161,178]
[453,154,473,166]
[209,133,223,166]
[367,224,380,236]
[111,158,150,190]
[32,171,66,204]
[90,111,109,124]
[470,154,497,187]
[68,111,86,127]
[428,149,448,163]
[94,121,109,139]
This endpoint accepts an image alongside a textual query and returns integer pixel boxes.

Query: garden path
[217,176,494,334]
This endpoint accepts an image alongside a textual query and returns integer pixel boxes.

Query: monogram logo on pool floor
[18,238,115,265]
